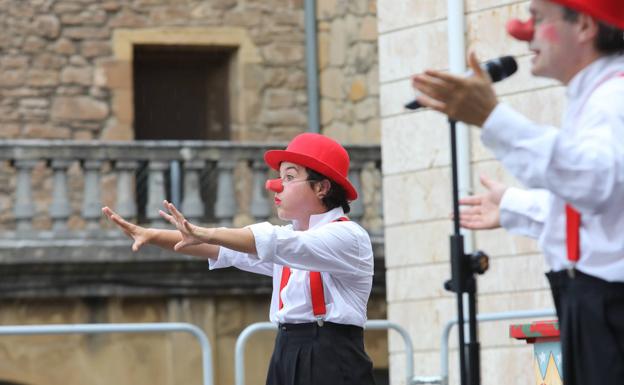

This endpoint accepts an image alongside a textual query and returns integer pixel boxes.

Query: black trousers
[265,322,376,385]
[546,269,624,385]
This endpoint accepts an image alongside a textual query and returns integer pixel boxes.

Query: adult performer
[410,1,624,384]
[103,132,376,385]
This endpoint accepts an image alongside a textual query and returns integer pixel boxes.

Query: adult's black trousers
[546,269,624,385]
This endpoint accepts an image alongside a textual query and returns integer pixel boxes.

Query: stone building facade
[0,0,385,385]
[378,1,562,384]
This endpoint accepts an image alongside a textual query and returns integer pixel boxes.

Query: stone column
[146,160,169,227]
[13,159,38,232]
[115,160,139,220]
[250,160,271,222]
[82,160,103,230]
[49,159,72,232]
[181,159,205,224]
[349,163,364,222]
[214,159,236,227]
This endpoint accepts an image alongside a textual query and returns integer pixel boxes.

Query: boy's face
[275,162,325,223]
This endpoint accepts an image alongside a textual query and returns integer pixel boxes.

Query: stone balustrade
[0,139,383,239]
[0,139,383,298]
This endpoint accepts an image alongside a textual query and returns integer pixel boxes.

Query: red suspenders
[278,216,349,325]
[565,72,624,272]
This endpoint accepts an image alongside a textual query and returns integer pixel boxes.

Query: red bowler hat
[551,0,624,29]
[264,133,358,201]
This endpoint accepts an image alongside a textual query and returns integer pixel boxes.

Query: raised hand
[458,175,508,230]
[411,51,498,126]
[159,200,215,251]
[102,206,153,252]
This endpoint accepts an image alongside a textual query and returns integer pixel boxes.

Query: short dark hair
[305,168,351,213]
[562,7,624,55]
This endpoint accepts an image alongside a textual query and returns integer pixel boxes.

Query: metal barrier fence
[234,311,558,385]
[234,320,414,385]
[411,308,558,385]
[0,322,214,385]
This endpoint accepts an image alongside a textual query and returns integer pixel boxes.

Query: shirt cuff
[499,187,549,235]
[498,187,530,219]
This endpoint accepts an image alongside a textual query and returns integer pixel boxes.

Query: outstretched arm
[160,200,257,255]
[102,206,219,259]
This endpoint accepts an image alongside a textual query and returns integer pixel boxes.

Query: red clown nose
[265,178,283,193]
[506,18,534,41]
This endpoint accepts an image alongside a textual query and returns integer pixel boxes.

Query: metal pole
[304,0,320,133]
[0,322,214,385]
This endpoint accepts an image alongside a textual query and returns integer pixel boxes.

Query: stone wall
[378,1,562,384]
[0,0,381,143]
[0,0,308,141]
[317,0,380,143]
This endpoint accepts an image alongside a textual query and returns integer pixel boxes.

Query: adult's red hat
[550,0,624,30]
[264,133,358,201]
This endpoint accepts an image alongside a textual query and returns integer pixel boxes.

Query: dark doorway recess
[133,45,233,141]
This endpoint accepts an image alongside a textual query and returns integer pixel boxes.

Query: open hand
[159,200,215,251]
[411,51,498,126]
[102,206,153,252]
[458,175,508,230]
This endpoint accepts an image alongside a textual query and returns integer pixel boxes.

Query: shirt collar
[307,207,346,229]
[566,55,624,100]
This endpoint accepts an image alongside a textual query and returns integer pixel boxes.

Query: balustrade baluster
[49,160,72,232]
[146,161,168,227]
[181,160,205,223]
[81,160,103,230]
[13,159,37,232]
[214,159,236,227]
[115,160,138,220]
[349,164,364,222]
[250,160,271,222]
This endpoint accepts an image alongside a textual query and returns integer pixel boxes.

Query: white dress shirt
[484,54,624,282]
[209,207,374,326]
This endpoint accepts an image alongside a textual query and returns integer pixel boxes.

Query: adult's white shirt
[209,207,374,326]
[483,54,624,282]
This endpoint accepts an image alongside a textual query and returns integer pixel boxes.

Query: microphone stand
[445,119,489,385]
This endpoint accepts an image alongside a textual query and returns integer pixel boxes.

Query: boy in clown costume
[103,133,376,385]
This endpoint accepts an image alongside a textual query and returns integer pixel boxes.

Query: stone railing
[0,140,384,298]
[0,139,382,236]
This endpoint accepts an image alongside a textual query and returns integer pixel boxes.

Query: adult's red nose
[506,18,534,42]
[265,178,283,193]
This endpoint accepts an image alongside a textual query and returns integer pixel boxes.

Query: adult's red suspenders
[278,216,349,326]
[565,72,624,275]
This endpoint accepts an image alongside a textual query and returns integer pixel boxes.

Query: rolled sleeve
[249,222,279,263]
[208,246,273,276]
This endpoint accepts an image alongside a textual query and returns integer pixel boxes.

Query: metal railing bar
[0,322,214,385]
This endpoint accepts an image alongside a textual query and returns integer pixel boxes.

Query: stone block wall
[317,0,380,143]
[0,0,381,143]
[378,1,562,384]
[0,0,308,142]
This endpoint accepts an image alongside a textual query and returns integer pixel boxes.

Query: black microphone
[405,56,518,110]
